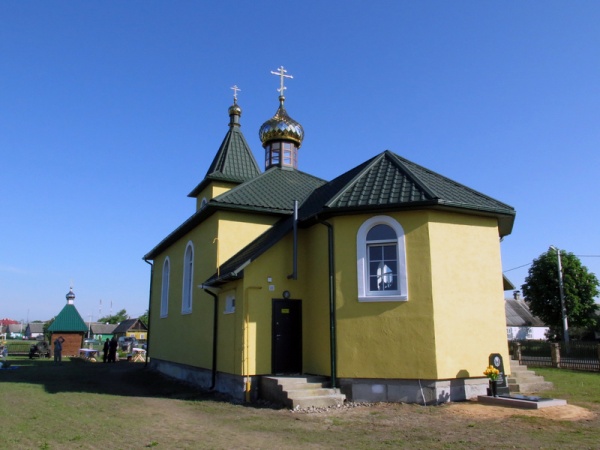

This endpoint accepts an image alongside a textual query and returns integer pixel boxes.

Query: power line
[503,263,531,273]
[504,254,600,273]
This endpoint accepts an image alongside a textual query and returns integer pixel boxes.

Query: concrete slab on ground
[478,395,567,409]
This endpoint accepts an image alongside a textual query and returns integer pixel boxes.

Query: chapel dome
[259,96,304,147]
[66,287,75,303]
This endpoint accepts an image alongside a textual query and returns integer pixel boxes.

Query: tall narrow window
[182,242,194,314]
[357,216,408,302]
[160,257,170,318]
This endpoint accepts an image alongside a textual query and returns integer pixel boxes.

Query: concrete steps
[260,375,346,409]
[507,360,554,394]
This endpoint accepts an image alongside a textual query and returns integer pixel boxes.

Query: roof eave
[143,203,289,261]
[301,201,515,236]
[187,175,246,198]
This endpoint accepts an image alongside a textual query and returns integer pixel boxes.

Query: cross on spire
[230,85,241,102]
[270,66,293,97]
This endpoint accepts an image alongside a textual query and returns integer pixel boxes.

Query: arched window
[182,241,194,314]
[356,216,408,302]
[160,257,170,318]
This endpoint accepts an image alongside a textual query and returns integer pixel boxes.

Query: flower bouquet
[483,365,499,381]
[483,365,500,396]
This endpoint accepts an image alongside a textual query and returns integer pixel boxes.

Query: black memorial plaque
[489,353,510,396]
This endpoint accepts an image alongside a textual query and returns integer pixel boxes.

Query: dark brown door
[272,299,302,374]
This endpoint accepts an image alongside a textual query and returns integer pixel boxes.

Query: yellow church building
[143,69,516,406]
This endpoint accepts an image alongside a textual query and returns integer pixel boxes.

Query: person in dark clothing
[53,336,65,365]
[103,338,110,363]
[108,336,118,363]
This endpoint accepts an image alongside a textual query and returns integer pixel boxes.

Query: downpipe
[143,259,153,367]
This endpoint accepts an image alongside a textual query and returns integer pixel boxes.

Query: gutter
[319,220,337,388]
[199,284,221,390]
[288,200,298,280]
[143,258,153,367]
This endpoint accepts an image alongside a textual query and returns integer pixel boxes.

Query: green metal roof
[212,167,326,213]
[204,150,516,284]
[48,304,88,332]
[300,150,515,236]
[188,125,261,197]
[144,168,326,260]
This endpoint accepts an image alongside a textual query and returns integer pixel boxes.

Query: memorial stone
[489,353,510,396]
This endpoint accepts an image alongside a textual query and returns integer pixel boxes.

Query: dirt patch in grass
[435,401,595,421]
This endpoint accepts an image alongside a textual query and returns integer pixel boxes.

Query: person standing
[108,336,118,363]
[103,338,110,363]
[53,336,65,365]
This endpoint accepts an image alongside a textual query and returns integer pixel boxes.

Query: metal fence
[510,340,600,372]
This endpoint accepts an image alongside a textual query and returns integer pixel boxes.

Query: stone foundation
[149,359,489,406]
[338,377,489,405]
[149,358,260,402]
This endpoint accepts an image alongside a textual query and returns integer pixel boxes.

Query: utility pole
[550,246,569,344]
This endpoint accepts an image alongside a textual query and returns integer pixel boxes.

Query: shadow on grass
[0,356,243,405]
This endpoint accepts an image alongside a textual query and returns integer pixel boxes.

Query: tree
[522,248,599,340]
[139,310,149,327]
[98,309,129,324]
[43,318,55,341]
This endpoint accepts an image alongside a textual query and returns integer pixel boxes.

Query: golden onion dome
[228,85,242,127]
[228,101,242,117]
[259,96,304,147]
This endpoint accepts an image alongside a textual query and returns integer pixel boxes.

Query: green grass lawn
[534,367,600,405]
[1,357,599,449]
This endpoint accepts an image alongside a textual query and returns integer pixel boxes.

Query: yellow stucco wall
[329,211,508,380]
[428,211,509,378]
[300,225,334,375]
[150,206,509,383]
[331,212,438,379]
[217,228,331,377]
[240,233,299,375]
[215,283,242,375]
[194,181,238,211]
[148,211,277,368]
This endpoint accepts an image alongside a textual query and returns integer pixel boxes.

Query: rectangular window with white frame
[225,293,235,314]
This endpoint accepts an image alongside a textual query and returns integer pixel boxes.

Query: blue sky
[2,1,599,322]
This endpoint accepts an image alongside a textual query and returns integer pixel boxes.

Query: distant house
[0,320,19,340]
[113,319,148,342]
[25,322,45,340]
[7,323,23,339]
[89,323,117,342]
[506,291,548,340]
[47,288,89,356]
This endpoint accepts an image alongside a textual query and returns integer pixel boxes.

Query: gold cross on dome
[270,66,293,96]
[230,85,241,102]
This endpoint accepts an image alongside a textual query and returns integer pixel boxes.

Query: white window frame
[160,257,170,318]
[182,241,194,314]
[224,292,235,314]
[357,215,408,302]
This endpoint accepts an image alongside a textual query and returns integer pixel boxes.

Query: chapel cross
[270,66,293,96]
[230,85,241,102]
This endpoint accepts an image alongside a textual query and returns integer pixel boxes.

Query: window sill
[358,295,408,303]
